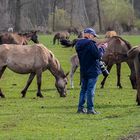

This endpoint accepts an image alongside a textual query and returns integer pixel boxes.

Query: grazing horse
[127,46,140,105]
[105,31,117,38]
[69,36,136,89]
[53,31,70,45]
[0,44,68,98]
[0,31,39,45]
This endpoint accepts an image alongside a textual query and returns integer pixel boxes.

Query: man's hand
[98,43,108,49]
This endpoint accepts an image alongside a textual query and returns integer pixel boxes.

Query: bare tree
[70,0,74,27]
[96,0,102,32]
[52,0,58,31]
[14,0,31,32]
[14,0,21,31]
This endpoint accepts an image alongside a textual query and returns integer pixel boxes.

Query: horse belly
[7,59,34,74]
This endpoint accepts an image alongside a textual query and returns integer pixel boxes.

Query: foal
[0,31,39,45]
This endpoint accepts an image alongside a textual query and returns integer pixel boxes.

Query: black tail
[60,39,73,47]
[60,38,79,47]
[53,35,57,45]
[138,52,140,62]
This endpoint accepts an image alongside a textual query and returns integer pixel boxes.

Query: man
[75,28,108,114]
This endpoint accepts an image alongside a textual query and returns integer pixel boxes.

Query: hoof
[100,86,104,89]
[21,91,26,98]
[117,84,122,89]
[137,101,140,106]
[0,93,5,98]
[133,86,137,90]
[21,95,25,98]
[37,94,44,98]
[60,94,66,97]
[0,95,5,98]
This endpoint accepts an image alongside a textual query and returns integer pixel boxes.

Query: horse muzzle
[60,93,66,97]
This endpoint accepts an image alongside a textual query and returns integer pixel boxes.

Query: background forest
[0,0,140,34]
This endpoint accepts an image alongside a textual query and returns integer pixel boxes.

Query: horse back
[0,33,27,45]
[0,44,48,73]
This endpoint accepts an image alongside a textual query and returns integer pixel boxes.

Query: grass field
[0,35,140,140]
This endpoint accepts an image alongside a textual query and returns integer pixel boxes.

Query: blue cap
[83,28,98,37]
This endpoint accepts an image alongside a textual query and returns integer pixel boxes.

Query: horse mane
[111,36,132,50]
[48,49,65,77]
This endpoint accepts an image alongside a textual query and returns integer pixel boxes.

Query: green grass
[0,35,140,140]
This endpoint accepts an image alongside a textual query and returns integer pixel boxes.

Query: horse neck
[48,57,65,80]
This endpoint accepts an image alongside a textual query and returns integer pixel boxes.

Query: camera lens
[99,61,109,77]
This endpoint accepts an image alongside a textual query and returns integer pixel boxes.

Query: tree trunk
[70,0,74,27]
[96,0,102,32]
[15,0,21,32]
[52,0,57,32]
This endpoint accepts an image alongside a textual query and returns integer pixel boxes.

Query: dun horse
[0,44,68,98]
[0,31,39,45]
[53,31,70,45]
[105,31,117,38]
[69,36,136,89]
[127,46,140,105]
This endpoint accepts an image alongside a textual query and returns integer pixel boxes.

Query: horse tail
[53,34,56,45]
[127,47,139,59]
[138,52,140,62]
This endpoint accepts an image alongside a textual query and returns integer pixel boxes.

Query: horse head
[55,72,69,97]
[24,31,39,43]
[30,31,39,43]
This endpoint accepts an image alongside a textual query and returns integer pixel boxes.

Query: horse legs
[58,39,60,45]
[21,72,36,97]
[0,89,5,98]
[136,93,140,106]
[100,64,113,88]
[116,63,122,88]
[126,60,137,89]
[136,77,140,105]
[36,71,43,98]
[70,65,78,88]
[0,66,7,98]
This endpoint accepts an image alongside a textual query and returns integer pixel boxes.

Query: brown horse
[127,46,140,105]
[0,31,39,45]
[69,36,136,89]
[0,44,68,98]
[53,31,70,45]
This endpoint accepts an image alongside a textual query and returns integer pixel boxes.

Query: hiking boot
[87,110,100,115]
[77,108,87,114]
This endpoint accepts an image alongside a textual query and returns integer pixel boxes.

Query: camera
[99,60,109,77]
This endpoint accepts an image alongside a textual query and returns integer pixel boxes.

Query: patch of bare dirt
[120,132,140,140]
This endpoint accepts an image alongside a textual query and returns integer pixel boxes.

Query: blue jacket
[75,38,105,79]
